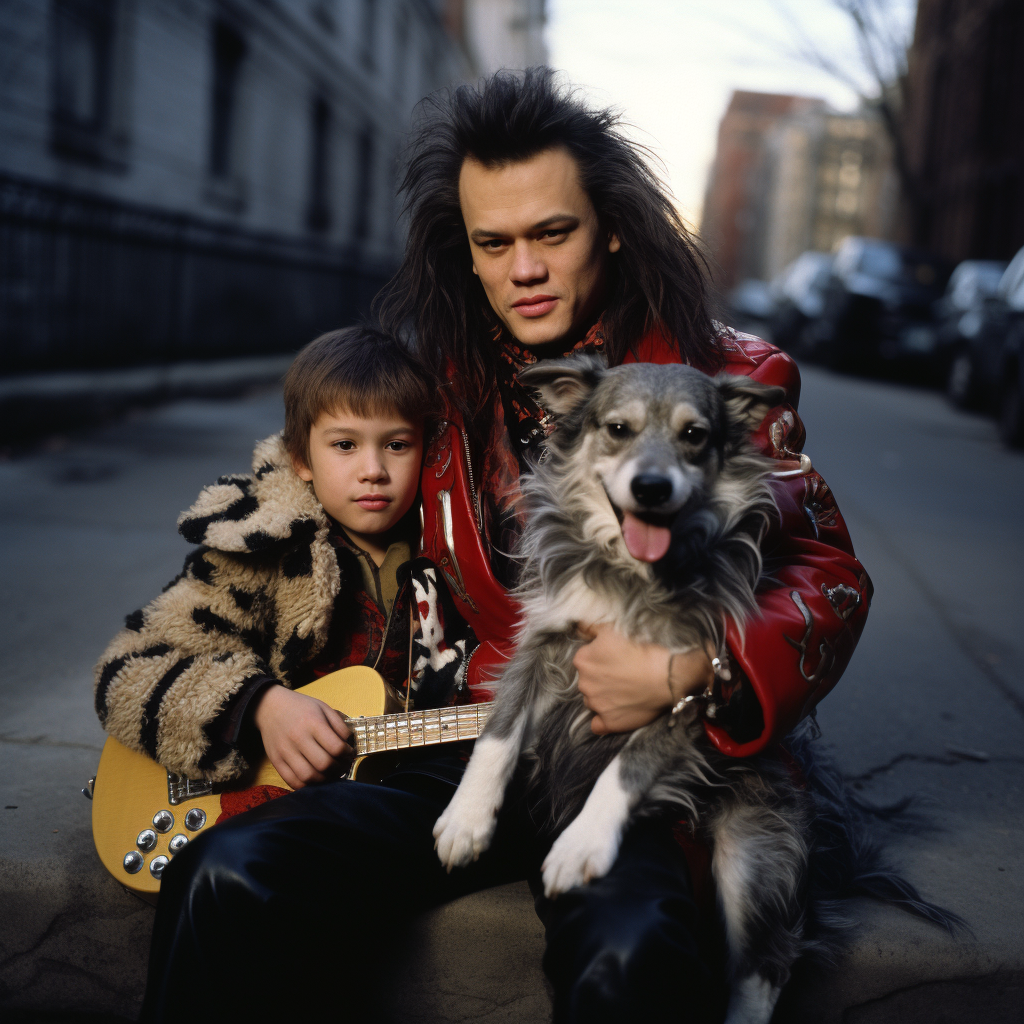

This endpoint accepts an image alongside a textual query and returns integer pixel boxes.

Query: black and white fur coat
[93,434,473,782]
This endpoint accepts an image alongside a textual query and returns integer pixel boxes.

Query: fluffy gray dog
[434,356,811,1024]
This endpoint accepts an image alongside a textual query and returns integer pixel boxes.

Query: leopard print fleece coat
[93,434,473,782]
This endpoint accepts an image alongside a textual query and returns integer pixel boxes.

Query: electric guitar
[89,666,492,897]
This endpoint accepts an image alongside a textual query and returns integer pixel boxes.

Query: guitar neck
[347,702,494,756]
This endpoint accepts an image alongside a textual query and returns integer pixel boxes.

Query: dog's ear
[714,374,787,432]
[517,355,606,416]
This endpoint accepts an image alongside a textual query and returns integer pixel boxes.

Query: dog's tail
[785,718,970,951]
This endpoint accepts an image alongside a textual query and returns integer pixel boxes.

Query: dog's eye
[606,422,632,440]
[682,425,708,445]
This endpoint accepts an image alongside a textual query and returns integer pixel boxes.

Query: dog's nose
[631,473,673,507]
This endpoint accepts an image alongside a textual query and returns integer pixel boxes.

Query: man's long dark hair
[375,68,722,433]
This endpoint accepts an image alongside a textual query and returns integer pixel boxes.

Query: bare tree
[772,0,924,225]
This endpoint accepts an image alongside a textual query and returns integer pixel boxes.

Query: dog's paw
[541,819,620,898]
[433,798,498,871]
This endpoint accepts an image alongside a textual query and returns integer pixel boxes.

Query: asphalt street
[1,365,1022,1020]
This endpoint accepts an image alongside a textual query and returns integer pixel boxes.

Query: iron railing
[0,173,393,373]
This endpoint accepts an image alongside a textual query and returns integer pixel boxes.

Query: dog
[433,356,812,1024]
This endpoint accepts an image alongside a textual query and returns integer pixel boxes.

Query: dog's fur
[434,357,810,1024]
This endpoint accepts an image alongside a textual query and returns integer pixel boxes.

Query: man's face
[293,406,423,557]
[459,146,620,349]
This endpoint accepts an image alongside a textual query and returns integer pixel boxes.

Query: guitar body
[91,666,396,898]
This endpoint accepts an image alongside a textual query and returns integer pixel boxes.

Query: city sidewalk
[0,356,294,445]
[1,367,1022,1022]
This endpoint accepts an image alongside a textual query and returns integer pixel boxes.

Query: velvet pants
[139,757,727,1023]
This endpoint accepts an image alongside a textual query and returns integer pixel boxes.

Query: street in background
[935,259,1008,403]
[803,236,951,374]
[766,251,833,353]
[943,247,1024,446]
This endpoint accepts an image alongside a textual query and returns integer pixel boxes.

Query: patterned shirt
[479,320,607,587]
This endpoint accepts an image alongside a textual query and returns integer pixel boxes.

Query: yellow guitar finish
[91,667,394,898]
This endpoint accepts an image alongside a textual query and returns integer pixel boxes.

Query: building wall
[0,0,519,372]
[761,108,897,281]
[464,0,547,75]
[699,91,823,290]
[2,0,466,255]
[902,0,1024,261]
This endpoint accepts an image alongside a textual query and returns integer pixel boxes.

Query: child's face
[294,406,423,548]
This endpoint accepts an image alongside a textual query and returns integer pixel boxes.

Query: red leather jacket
[419,328,871,757]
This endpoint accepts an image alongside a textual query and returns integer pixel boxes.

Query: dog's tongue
[621,511,672,563]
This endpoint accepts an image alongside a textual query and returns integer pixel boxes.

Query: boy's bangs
[319,377,425,424]
[284,325,435,463]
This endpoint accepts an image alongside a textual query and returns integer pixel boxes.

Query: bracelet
[666,652,680,705]
[667,649,720,726]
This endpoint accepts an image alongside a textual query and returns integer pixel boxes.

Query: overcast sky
[546,0,917,229]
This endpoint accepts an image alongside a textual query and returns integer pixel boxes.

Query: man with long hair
[371,70,869,1021]
[378,67,866,759]
[138,70,870,1024]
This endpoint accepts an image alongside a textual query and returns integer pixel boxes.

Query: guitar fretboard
[348,702,494,755]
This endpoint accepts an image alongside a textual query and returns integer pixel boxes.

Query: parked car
[936,259,1007,404]
[945,246,1024,445]
[728,278,776,323]
[998,322,1024,448]
[806,237,951,373]
[766,251,832,352]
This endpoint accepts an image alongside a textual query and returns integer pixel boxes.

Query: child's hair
[283,324,435,465]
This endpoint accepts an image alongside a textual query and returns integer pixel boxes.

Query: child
[94,324,477,798]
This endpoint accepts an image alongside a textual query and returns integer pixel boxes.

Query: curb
[0,356,294,444]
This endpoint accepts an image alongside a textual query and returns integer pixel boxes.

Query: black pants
[140,757,727,1023]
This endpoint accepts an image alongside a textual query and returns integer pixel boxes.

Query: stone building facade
[701,88,899,288]
[759,107,898,282]
[699,91,823,290]
[464,0,546,77]
[0,0,546,372]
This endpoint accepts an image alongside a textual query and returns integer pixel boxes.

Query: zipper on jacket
[438,488,479,613]
[371,578,407,673]
[459,426,484,535]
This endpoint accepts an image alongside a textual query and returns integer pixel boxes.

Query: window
[384,140,401,244]
[307,96,332,233]
[311,0,337,35]
[352,126,374,242]
[208,21,246,181]
[392,11,409,100]
[50,0,128,166]
[360,0,376,70]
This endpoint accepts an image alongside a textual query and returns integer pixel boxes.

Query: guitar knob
[168,834,189,855]
[149,855,169,879]
[123,851,144,874]
[136,829,157,852]
[153,810,174,833]
[184,808,207,831]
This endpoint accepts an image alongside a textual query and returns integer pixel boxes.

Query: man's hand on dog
[574,623,715,734]
[252,684,353,789]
